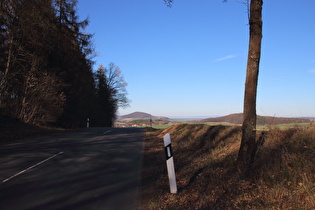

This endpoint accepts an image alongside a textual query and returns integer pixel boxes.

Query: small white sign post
[87,118,90,128]
[163,133,177,194]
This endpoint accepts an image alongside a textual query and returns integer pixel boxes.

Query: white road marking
[2,151,64,183]
[103,130,111,135]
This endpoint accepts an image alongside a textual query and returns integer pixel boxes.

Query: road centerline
[0,128,144,209]
[2,151,64,183]
[103,130,111,135]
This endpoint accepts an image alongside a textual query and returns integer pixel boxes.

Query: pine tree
[94,65,111,127]
[51,0,96,128]
[0,0,96,128]
[0,0,66,125]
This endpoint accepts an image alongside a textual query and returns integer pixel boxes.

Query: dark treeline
[0,0,128,128]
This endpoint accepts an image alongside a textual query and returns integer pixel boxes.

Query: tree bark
[237,0,263,174]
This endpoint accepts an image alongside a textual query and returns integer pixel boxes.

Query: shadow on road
[0,128,144,210]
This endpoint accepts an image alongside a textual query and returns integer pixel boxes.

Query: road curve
[0,127,144,210]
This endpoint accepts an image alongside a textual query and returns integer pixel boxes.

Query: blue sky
[77,0,315,118]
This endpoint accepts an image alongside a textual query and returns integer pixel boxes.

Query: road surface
[0,128,144,210]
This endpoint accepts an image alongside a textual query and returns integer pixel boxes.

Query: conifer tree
[0,0,96,128]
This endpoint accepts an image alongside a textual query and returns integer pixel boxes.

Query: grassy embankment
[0,115,64,144]
[139,124,315,209]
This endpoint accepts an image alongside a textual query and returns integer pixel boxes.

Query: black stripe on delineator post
[165,143,173,160]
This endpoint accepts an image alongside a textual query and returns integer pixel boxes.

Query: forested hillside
[0,0,128,128]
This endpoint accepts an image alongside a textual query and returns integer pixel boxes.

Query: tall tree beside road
[51,0,96,128]
[236,0,263,174]
[0,0,96,128]
[0,0,66,125]
[94,65,111,127]
[94,63,129,127]
[106,63,129,110]
[164,0,263,174]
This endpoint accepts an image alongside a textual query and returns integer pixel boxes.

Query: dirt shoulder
[0,115,65,144]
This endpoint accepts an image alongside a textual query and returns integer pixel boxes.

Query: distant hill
[121,112,152,119]
[201,113,312,125]
[120,112,169,120]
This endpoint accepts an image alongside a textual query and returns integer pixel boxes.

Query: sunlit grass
[151,124,172,129]
[257,123,312,130]
[139,124,315,209]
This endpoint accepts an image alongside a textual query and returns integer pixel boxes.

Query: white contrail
[212,54,239,62]
[309,69,315,73]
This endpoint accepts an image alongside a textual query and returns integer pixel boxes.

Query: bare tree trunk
[0,34,14,108]
[4,36,13,77]
[237,0,263,174]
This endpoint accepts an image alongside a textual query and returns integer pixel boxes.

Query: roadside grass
[168,119,199,124]
[152,125,172,129]
[149,122,312,131]
[139,124,315,209]
[135,121,312,131]
[257,123,312,130]
[203,122,239,126]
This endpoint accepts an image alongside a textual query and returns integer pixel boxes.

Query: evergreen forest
[0,0,128,128]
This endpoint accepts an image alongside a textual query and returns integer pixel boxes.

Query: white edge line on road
[2,151,64,183]
[103,130,111,135]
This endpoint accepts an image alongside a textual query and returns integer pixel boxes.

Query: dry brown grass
[139,124,315,209]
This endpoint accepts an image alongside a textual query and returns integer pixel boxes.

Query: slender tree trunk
[4,36,13,76]
[237,0,263,174]
[0,34,14,108]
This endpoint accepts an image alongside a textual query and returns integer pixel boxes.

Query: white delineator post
[163,133,177,194]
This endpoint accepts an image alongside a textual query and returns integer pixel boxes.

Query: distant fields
[117,112,313,129]
[149,122,313,130]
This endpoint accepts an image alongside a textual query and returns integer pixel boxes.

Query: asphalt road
[0,127,144,210]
